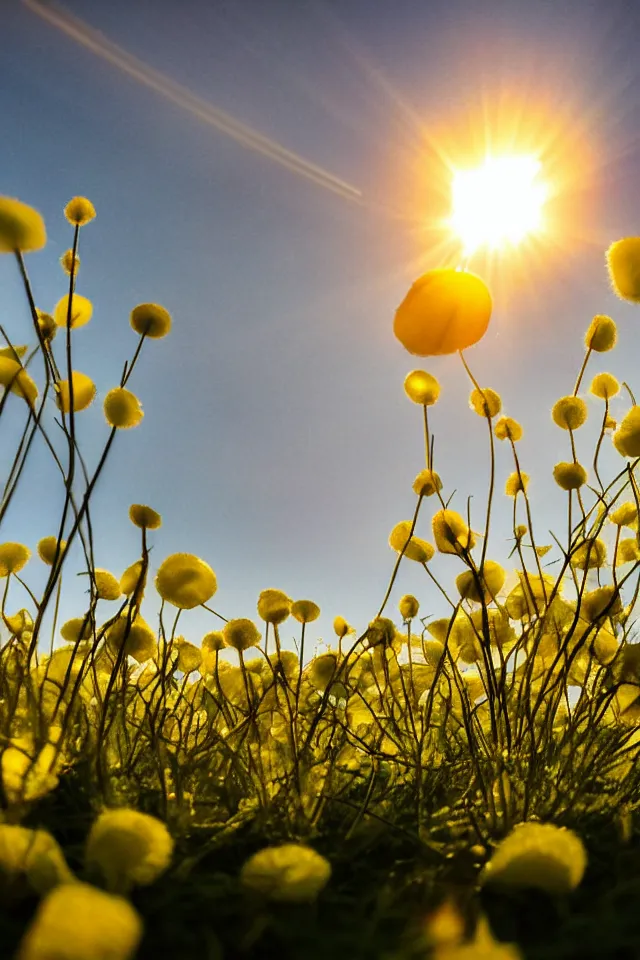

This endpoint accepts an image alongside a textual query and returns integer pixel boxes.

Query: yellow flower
[412,468,443,497]
[60,249,80,275]
[37,536,66,566]
[552,396,588,430]
[103,387,144,429]
[130,303,172,339]
[610,501,638,526]
[291,599,321,623]
[128,503,162,530]
[432,510,477,555]
[0,343,27,361]
[589,372,619,400]
[469,387,502,418]
[223,617,262,651]
[479,822,587,895]
[257,588,292,624]
[505,471,529,497]
[0,542,30,576]
[456,561,506,604]
[399,594,419,620]
[494,416,523,441]
[64,197,96,227]
[581,585,622,621]
[120,560,147,600]
[0,824,75,896]
[613,406,640,458]
[0,356,38,406]
[86,808,173,890]
[54,294,93,330]
[240,843,331,902]
[36,310,57,341]
[394,268,492,356]
[155,553,217,609]
[175,637,202,673]
[607,237,640,302]
[585,315,617,352]
[201,631,225,672]
[55,371,96,413]
[615,538,640,566]
[2,735,61,805]
[389,521,435,563]
[403,369,440,405]
[16,882,142,960]
[333,616,354,639]
[60,616,93,643]
[106,614,157,663]
[571,537,607,570]
[93,569,122,601]
[553,461,587,491]
[0,197,46,253]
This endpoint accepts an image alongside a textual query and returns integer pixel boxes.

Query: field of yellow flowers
[1,195,640,959]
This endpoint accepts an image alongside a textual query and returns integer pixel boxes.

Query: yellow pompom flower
[403,370,440,405]
[2,735,61,805]
[432,510,477,555]
[389,521,435,563]
[37,536,66,566]
[552,396,588,430]
[590,373,620,400]
[394,268,492,356]
[0,343,27,361]
[130,303,172,339]
[610,501,638,527]
[155,553,217,609]
[240,843,331,902]
[64,197,96,227]
[469,387,502,418]
[0,197,46,253]
[0,356,38,406]
[607,237,640,302]
[120,560,146,599]
[0,824,75,896]
[399,594,420,620]
[412,468,443,497]
[54,294,93,330]
[581,585,622,621]
[60,616,93,643]
[16,883,142,960]
[291,599,321,623]
[333,616,354,639]
[585,315,617,352]
[55,371,96,413]
[201,631,225,672]
[86,807,173,891]
[553,461,587,491]
[106,615,157,663]
[103,387,144,429]
[494,416,523,441]
[128,503,162,530]
[60,249,80,275]
[613,406,640,458]
[36,310,57,341]
[0,542,30,576]
[94,569,122,601]
[456,561,506,604]
[616,538,640,566]
[257,588,292,624]
[571,537,607,570]
[505,472,529,497]
[223,617,262,651]
[175,637,202,673]
[479,822,587,895]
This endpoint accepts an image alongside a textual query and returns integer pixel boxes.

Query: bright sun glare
[450,155,548,256]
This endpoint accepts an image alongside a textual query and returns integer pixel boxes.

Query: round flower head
[16,882,141,960]
[494,416,523,442]
[413,468,443,497]
[54,293,93,330]
[399,594,420,620]
[389,521,435,563]
[64,196,96,227]
[585,315,617,352]
[130,303,172,339]
[456,561,506,604]
[37,536,66,566]
[106,614,157,663]
[175,637,202,673]
[581,585,622,621]
[479,822,587,895]
[505,472,529,497]
[553,461,587,491]
[201,631,224,672]
[404,369,440,405]
[60,616,93,643]
[55,371,96,413]
[394,268,492,356]
[333,616,354,639]
[616,537,640,566]
[155,553,217,609]
[0,357,38,406]
[0,542,30,577]
[60,249,80,276]
[469,387,502,418]
[432,510,477,555]
[610,501,638,527]
[0,197,46,253]
[128,503,162,530]
[120,559,146,598]
[607,237,640,302]
[86,807,173,891]
[571,537,607,570]
[36,310,57,341]
[240,843,331,903]
[257,588,292,624]
[94,568,122,601]
[223,617,262,651]
[590,372,619,400]
[613,406,640,458]
[552,396,588,430]
[104,387,144,429]
[0,824,75,897]
[291,599,321,623]
[0,343,27,362]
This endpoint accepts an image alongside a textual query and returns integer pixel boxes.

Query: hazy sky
[2,0,640,659]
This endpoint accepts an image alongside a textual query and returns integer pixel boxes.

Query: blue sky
[2,0,640,659]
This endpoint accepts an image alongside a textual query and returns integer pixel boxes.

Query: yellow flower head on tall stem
[0,197,46,253]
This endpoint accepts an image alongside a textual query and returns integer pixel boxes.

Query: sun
[450,155,548,256]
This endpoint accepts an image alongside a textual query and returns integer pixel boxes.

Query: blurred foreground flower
[240,843,331,902]
[607,237,640,302]
[86,808,174,892]
[0,196,46,253]
[479,822,587,895]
